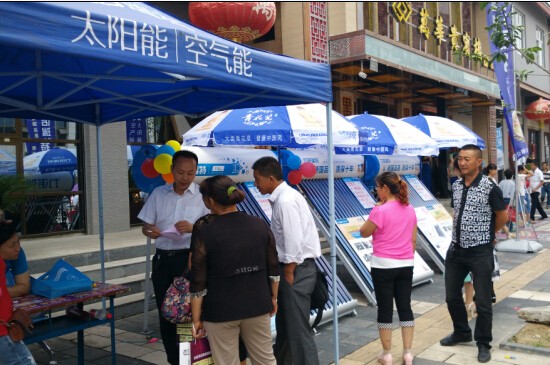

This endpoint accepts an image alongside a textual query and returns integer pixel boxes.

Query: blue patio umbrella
[182,103,359,148]
[23,148,77,174]
[336,113,439,156]
[402,114,486,149]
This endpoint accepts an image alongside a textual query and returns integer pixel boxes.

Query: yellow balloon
[154,153,172,175]
[165,140,181,152]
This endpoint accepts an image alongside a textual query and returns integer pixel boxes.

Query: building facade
[1,2,548,237]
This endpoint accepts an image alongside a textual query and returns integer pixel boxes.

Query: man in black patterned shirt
[439,145,507,363]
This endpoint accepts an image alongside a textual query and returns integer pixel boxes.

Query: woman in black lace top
[190,175,280,365]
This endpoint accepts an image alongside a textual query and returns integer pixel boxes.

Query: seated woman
[5,245,30,298]
[0,222,36,365]
[190,176,279,365]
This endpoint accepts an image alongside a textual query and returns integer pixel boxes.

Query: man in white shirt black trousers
[526,158,548,221]
[253,157,322,365]
[138,150,210,365]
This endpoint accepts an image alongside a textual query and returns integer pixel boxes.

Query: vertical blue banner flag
[486,2,528,160]
[25,119,55,153]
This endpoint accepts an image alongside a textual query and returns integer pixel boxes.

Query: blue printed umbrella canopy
[23,148,77,174]
[336,113,439,156]
[182,103,359,148]
[0,149,16,172]
[401,114,486,149]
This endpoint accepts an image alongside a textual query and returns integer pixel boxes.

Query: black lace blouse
[190,212,280,322]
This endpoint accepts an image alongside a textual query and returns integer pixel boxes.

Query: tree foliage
[482,2,547,82]
[0,175,34,220]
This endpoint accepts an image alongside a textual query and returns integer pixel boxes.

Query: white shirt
[529,168,544,193]
[498,179,515,200]
[517,174,527,195]
[138,183,209,250]
[268,181,321,264]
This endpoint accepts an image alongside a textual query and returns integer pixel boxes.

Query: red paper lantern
[188,2,276,43]
[524,98,550,122]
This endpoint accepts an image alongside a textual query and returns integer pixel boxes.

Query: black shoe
[540,216,548,220]
[477,345,491,363]
[440,333,473,346]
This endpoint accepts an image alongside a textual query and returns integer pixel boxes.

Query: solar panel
[402,174,453,271]
[300,178,435,305]
[236,183,358,328]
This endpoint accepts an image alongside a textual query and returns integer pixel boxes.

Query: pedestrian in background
[498,169,515,239]
[440,144,507,363]
[138,150,210,365]
[190,176,279,365]
[540,161,550,209]
[517,165,532,224]
[484,163,498,184]
[359,172,417,365]
[526,158,548,221]
[252,156,321,365]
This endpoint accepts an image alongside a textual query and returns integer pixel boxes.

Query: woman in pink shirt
[360,172,417,365]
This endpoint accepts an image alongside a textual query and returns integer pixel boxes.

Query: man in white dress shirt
[253,156,321,365]
[138,150,209,365]
[527,158,548,221]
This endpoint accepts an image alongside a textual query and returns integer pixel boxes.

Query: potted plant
[0,174,33,222]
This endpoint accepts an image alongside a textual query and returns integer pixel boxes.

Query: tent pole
[142,236,154,334]
[326,102,339,364]
[95,105,106,309]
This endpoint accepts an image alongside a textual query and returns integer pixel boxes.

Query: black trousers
[530,192,548,220]
[151,250,189,365]
[371,266,414,327]
[445,244,494,348]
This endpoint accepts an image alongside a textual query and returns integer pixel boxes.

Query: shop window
[0,118,83,236]
[512,9,525,50]
[545,132,550,164]
[0,118,16,134]
[536,27,545,67]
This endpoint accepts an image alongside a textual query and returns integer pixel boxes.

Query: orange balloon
[162,173,174,184]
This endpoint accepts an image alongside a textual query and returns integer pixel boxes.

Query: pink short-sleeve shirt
[368,200,417,260]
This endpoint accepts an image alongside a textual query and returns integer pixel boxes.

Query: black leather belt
[156,248,190,257]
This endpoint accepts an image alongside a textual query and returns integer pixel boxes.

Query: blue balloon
[131,145,164,193]
[287,155,301,170]
[279,149,293,163]
[157,145,175,156]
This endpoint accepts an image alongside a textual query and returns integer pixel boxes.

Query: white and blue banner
[486,2,528,160]
[25,119,54,154]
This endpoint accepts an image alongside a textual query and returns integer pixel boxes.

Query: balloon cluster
[280,150,316,185]
[132,140,181,193]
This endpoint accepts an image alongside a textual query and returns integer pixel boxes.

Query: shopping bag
[179,337,215,365]
[30,259,93,298]
[506,204,517,222]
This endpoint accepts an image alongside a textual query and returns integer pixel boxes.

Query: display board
[300,178,434,306]
[238,182,358,329]
[403,174,453,271]
[339,178,435,284]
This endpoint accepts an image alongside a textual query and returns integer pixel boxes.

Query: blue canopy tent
[0,2,342,362]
